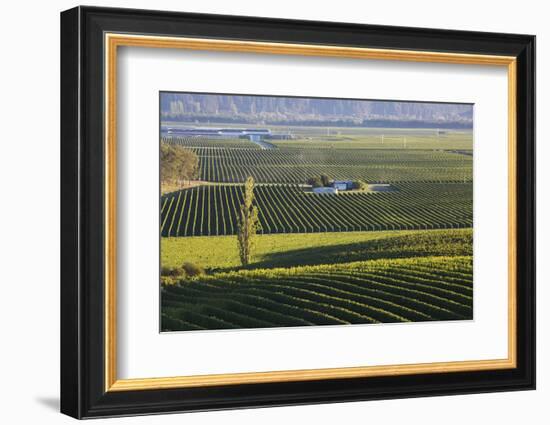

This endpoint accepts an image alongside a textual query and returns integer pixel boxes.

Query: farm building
[247,133,263,142]
[332,180,353,191]
[313,187,338,194]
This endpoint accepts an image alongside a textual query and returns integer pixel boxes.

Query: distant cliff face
[160,92,472,127]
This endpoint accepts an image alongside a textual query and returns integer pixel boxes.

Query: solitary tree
[320,174,330,187]
[237,176,260,266]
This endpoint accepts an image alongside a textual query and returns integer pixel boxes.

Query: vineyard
[163,136,260,149]
[160,124,474,332]
[160,183,472,237]
[185,147,472,183]
[161,255,473,331]
[162,229,473,271]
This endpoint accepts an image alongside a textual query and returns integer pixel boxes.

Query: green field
[162,228,472,271]
[271,130,472,150]
[160,124,473,331]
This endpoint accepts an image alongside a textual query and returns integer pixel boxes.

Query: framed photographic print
[60,6,535,419]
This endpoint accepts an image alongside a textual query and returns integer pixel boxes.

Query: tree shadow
[241,231,472,271]
[249,241,412,270]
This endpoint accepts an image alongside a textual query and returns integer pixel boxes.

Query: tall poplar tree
[237,176,260,266]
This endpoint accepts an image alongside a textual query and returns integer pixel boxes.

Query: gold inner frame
[104,33,518,392]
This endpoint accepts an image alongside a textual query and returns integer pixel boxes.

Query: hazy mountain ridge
[161,93,473,127]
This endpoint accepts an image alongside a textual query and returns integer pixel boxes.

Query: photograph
[57,5,536,419]
[159,92,474,332]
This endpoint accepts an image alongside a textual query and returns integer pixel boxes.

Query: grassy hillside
[161,255,473,331]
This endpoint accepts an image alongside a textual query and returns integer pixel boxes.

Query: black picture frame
[61,5,535,419]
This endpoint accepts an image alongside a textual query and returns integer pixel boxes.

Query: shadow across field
[240,231,472,271]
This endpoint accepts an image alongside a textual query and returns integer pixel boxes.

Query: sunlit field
[160,117,473,331]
